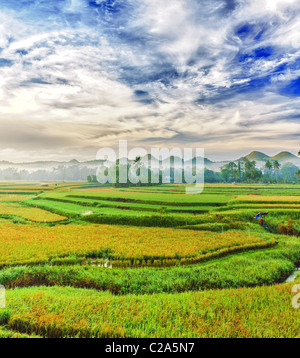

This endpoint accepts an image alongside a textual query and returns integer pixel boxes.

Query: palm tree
[245,160,255,172]
[232,169,239,182]
[237,160,243,179]
[133,156,141,165]
[273,160,281,180]
[265,160,272,178]
[133,156,142,174]
[227,162,237,171]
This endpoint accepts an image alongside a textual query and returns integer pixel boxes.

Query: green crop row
[1,235,297,295]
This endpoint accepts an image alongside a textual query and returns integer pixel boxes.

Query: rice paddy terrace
[0,182,299,338]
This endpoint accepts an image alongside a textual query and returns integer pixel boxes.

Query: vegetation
[221,158,263,183]
[0,236,298,294]
[0,221,272,267]
[0,182,299,338]
[0,203,66,222]
[1,281,299,338]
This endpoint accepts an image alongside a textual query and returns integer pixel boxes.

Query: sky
[0,0,299,162]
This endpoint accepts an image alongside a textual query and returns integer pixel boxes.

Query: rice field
[0,182,299,338]
[1,281,299,338]
[0,203,66,222]
[0,194,33,202]
[0,221,272,267]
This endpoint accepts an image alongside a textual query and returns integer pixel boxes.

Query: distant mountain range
[0,151,298,180]
[244,151,298,163]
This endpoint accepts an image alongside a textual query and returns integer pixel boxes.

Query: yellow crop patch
[0,222,272,267]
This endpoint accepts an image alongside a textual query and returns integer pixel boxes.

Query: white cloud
[0,0,299,161]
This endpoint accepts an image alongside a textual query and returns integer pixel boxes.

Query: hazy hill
[0,150,298,180]
[270,151,298,162]
[244,151,270,162]
[230,151,300,171]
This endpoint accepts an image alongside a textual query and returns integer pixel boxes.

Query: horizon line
[0,150,298,165]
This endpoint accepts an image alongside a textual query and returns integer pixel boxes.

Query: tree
[237,160,244,180]
[272,160,281,180]
[296,169,300,179]
[245,160,256,172]
[114,159,130,187]
[204,169,223,183]
[265,160,272,177]
[220,166,230,182]
[131,156,142,178]
[243,160,262,183]
[227,162,238,171]
[245,168,262,183]
[232,169,239,182]
[133,156,142,168]
[114,157,153,187]
[220,162,237,182]
[281,163,299,182]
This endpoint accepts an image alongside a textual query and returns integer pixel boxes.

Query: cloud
[0,0,299,161]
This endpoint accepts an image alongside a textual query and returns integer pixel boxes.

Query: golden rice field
[232,195,300,204]
[0,203,66,222]
[0,194,34,202]
[233,204,300,208]
[0,221,270,267]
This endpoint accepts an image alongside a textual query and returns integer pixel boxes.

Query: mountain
[244,151,270,162]
[270,151,298,162]
[69,159,80,164]
[0,150,298,180]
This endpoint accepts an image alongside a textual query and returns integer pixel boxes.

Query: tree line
[221,158,300,183]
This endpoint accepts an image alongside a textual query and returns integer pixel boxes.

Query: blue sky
[0,0,299,161]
